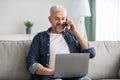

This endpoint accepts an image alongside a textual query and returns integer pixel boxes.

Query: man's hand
[35,66,54,76]
[66,19,88,49]
[66,20,78,35]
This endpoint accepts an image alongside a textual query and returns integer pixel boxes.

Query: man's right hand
[35,66,54,76]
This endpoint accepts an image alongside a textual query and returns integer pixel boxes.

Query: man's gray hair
[50,5,66,15]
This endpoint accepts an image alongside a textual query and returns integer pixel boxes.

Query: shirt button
[47,54,50,56]
[47,44,49,46]
[46,64,48,66]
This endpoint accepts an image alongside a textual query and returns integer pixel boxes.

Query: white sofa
[88,41,120,79]
[0,35,120,80]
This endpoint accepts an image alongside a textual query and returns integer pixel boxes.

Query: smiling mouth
[56,23,66,27]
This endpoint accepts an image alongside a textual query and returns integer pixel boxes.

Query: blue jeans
[54,76,92,80]
[31,75,92,80]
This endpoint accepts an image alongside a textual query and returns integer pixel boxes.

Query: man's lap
[31,75,91,80]
[54,76,92,80]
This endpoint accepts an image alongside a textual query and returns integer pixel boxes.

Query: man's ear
[48,16,52,23]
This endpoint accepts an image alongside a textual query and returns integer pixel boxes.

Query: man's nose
[58,20,63,24]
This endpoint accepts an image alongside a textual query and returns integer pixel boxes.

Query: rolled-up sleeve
[88,42,96,58]
[81,42,96,58]
[29,63,43,74]
[26,34,42,74]
[82,48,96,58]
[88,47,96,58]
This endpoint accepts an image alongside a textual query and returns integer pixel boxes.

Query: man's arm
[26,34,54,76]
[35,66,54,76]
[66,20,95,58]
[73,32,88,50]
[66,20,88,49]
[28,62,54,76]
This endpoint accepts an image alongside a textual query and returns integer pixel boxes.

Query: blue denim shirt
[26,27,96,80]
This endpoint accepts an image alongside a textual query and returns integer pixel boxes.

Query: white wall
[0,0,74,34]
[96,0,120,41]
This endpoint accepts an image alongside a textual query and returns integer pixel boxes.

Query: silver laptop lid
[54,53,90,78]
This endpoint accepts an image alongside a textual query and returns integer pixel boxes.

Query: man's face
[48,10,67,33]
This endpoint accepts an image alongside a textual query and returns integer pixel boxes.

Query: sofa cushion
[88,41,120,79]
[0,40,31,80]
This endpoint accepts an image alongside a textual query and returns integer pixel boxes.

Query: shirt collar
[46,27,67,36]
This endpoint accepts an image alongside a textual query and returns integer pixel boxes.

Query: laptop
[53,53,90,78]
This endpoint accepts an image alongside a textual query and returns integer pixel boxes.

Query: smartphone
[64,18,68,30]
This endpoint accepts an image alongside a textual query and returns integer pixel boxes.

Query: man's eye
[55,18,59,20]
[62,18,66,21]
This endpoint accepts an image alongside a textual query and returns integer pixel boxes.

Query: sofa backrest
[0,40,120,80]
[88,41,120,79]
[0,40,31,80]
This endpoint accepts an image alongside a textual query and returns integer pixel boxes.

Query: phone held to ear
[64,18,69,30]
